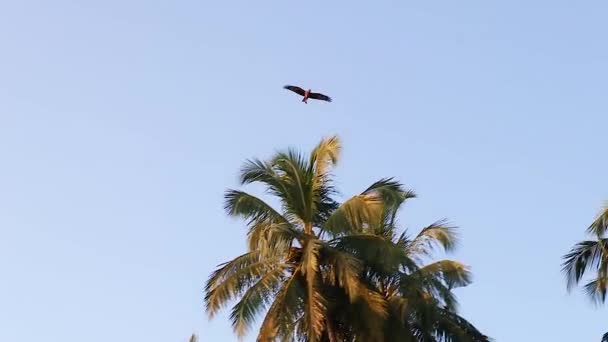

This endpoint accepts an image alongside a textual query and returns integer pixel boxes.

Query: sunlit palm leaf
[301,240,326,341]
[587,206,608,238]
[417,260,472,290]
[406,219,459,258]
[363,177,415,210]
[205,252,281,317]
[230,265,288,338]
[324,193,384,236]
[257,270,304,341]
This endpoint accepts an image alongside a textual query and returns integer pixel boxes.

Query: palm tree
[204,135,487,341]
[328,180,489,341]
[562,206,608,302]
[562,205,608,341]
[188,334,198,342]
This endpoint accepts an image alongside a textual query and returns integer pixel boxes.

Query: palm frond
[331,234,415,276]
[310,135,341,179]
[230,265,288,339]
[188,334,197,342]
[582,275,608,306]
[433,308,492,341]
[417,260,473,290]
[301,240,326,341]
[257,270,305,341]
[602,331,608,342]
[309,137,341,229]
[587,206,608,238]
[205,252,280,317]
[324,193,384,236]
[562,239,607,291]
[224,189,287,224]
[363,177,415,209]
[406,220,459,258]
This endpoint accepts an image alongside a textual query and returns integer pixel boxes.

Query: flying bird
[284,85,332,104]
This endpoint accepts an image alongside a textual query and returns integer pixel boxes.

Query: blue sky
[1,1,607,341]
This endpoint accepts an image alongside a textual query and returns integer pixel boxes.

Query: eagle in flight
[284,85,332,104]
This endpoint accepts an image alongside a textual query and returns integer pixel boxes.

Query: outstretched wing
[308,92,332,102]
[284,85,305,96]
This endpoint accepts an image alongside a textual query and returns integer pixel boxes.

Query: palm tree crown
[205,135,488,342]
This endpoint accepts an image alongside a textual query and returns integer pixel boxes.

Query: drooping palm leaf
[405,219,459,259]
[562,239,607,292]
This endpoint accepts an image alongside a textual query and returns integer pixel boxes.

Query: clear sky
[1,1,607,341]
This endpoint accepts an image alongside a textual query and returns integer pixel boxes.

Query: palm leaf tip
[407,219,459,256]
[587,206,608,237]
[561,240,604,291]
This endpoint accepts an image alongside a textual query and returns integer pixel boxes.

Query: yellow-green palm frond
[205,252,283,318]
[309,135,341,180]
[405,219,459,259]
[324,194,384,236]
[322,247,363,302]
[230,264,289,339]
[587,205,608,238]
[257,270,305,341]
[417,260,472,290]
[331,234,416,276]
[363,178,415,210]
[301,240,326,341]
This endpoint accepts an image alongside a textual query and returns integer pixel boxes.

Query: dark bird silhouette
[284,85,332,104]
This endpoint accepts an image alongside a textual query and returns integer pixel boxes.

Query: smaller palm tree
[562,205,608,341]
[562,206,608,303]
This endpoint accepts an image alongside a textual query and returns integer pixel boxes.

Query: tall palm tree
[562,205,608,341]
[204,135,486,341]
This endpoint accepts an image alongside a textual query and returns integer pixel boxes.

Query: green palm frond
[230,265,288,338]
[331,234,414,276]
[224,190,287,224]
[205,252,281,317]
[433,308,492,342]
[562,239,607,291]
[257,270,305,341]
[582,276,608,306]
